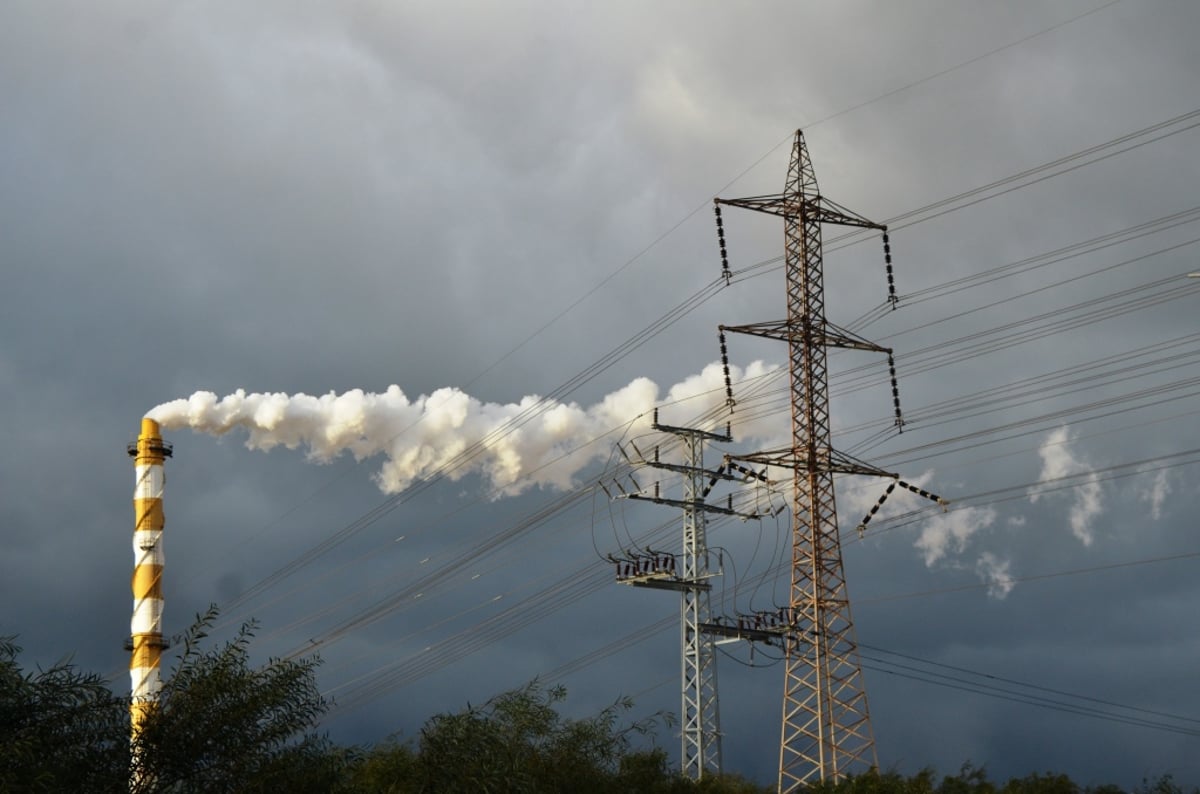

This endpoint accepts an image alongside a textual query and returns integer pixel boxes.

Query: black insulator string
[719,328,735,412]
[897,479,949,506]
[887,351,905,431]
[700,463,726,500]
[715,201,731,284]
[882,230,898,308]
[856,481,897,534]
[856,479,948,534]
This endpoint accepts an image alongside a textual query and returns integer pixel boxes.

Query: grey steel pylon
[616,414,758,779]
[676,424,723,779]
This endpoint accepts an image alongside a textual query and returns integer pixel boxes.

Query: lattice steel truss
[716,130,894,791]
[676,425,724,779]
[621,418,740,779]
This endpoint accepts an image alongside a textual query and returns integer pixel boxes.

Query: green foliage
[340,680,771,793]
[132,605,343,793]
[1133,775,1199,794]
[0,635,129,791]
[343,738,417,793]
[797,767,1197,794]
[407,680,666,791]
[4,618,1198,794]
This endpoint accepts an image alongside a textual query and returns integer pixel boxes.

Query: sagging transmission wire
[316,511,684,687]
[204,112,1200,695]
[213,104,1200,631]
[723,105,1200,310]
[878,375,1200,470]
[331,471,787,711]
[314,376,787,705]
[213,274,727,626]
[835,264,1200,397]
[251,363,786,651]
[715,207,1200,445]
[716,339,1200,469]
[321,491,766,716]
[856,549,1200,607]
[534,544,1200,717]
[861,235,1200,352]
[324,441,1200,729]
[860,650,1200,738]
[525,544,1200,740]
[273,369,775,660]
[324,491,776,718]
[838,331,1200,440]
[237,379,774,676]
[253,370,781,652]
[858,447,1200,540]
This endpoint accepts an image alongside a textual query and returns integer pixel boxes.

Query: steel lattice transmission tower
[715,130,900,791]
[615,414,762,779]
[659,421,726,779]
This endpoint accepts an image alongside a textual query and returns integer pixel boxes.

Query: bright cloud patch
[914,506,997,566]
[1136,467,1172,520]
[975,552,1016,600]
[1029,426,1102,546]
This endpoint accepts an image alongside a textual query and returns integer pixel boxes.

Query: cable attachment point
[882,230,898,309]
[715,201,731,285]
[886,351,905,432]
[719,327,735,412]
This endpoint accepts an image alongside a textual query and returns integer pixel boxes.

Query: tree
[0,635,129,791]
[343,680,774,793]
[132,606,346,793]
[409,680,667,792]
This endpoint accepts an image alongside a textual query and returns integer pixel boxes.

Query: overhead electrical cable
[214,104,1200,626]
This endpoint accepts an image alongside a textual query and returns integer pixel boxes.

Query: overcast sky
[3,0,1200,787]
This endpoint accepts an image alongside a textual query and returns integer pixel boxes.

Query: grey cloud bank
[2,0,1199,787]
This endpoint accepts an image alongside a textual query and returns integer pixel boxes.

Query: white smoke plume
[975,552,1016,600]
[913,505,998,566]
[1136,467,1172,521]
[1028,426,1102,546]
[147,361,777,496]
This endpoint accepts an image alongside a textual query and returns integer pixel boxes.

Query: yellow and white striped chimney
[128,417,171,744]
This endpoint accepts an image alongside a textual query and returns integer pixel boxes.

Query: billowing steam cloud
[147,361,777,496]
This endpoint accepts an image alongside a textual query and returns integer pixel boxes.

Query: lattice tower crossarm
[716,130,889,792]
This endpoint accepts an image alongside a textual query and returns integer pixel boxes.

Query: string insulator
[882,230,898,308]
[719,329,735,412]
[855,480,898,534]
[897,480,948,508]
[701,464,725,500]
[715,202,731,285]
[887,352,905,431]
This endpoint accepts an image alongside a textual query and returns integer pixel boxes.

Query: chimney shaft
[129,417,171,757]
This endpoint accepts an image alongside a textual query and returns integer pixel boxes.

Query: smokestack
[127,418,172,761]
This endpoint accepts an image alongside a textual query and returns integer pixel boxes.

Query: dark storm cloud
[2,0,1199,788]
